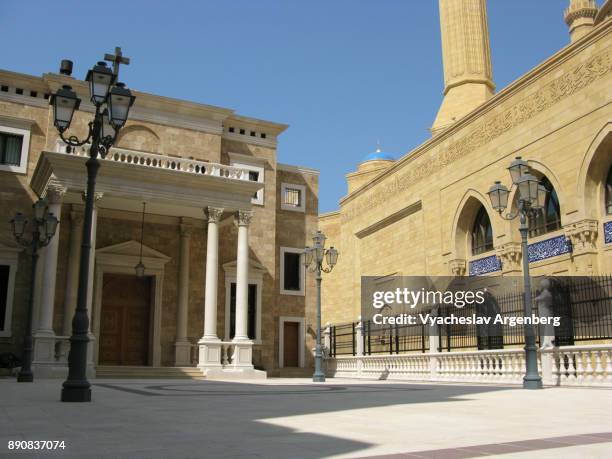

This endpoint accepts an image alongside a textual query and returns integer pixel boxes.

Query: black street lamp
[305,231,338,382]
[50,52,135,402]
[10,199,59,382]
[487,156,547,390]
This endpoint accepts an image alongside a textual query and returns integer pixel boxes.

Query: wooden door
[283,322,300,367]
[99,273,151,366]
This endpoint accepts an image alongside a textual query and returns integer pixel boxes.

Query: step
[96,366,205,379]
[276,367,314,378]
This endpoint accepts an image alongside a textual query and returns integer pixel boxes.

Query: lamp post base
[523,376,543,390]
[61,384,92,402]
[312,373,326,383]
[17,372,33,383]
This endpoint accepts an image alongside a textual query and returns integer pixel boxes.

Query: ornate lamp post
[49,52,135,402]
[487,156,547,389]
[10,200,59,382]
[305,231,338,382]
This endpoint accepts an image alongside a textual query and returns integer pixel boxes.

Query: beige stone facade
[0,65,318,376]
[320,1,612,325]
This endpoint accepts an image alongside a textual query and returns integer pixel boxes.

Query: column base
[231,339,254,369]
[203,366,266,380]
[197,338,222,370]
[33,331,56,364]
[174,340,193,366]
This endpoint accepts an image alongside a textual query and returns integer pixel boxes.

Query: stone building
[320,0,612,325]
[0,61,318,377]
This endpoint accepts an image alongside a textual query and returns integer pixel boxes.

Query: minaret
[431,0,495,135]
[564,0,599,43]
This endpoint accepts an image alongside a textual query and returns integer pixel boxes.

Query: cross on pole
[104,46,130,79]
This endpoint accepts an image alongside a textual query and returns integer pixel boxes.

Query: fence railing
[325,345,612,387]
[327,275,612,357]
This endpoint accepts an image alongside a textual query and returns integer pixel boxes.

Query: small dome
[362,147,395,163]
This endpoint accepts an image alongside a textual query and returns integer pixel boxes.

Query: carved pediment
[97,240,170,260]
[96,240,171,271]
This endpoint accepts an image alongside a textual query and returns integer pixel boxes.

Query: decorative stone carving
[46,179,67,204]
[205,207,224,223]
[496,242,522,272]
[342,49,612,223]
[234,210,253,227]
[449,259,466,276]
[564,219,599,254]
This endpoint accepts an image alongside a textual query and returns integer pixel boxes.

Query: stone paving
[1,377,611,458]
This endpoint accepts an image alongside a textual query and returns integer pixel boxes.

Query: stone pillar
[84,192,102,375]
[33,183,66,370]
[175,219,192,366]
[61,209,83,360]
[198,207,224,370]
[231,210,254,369]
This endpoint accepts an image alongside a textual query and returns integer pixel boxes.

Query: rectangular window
[0,133,23,166]
[284,188,301,207]
[281,248,304,295]
[0,265,9,331]
[229,283,257,340]
[280,183,306,212]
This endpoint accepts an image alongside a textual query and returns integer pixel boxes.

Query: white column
[175,219,192,366]
[85,192,103,327]
[60,208,83,363]
[33,182,66,369]
[231,210,254,369]
[198,207,224,370]
[233,210,252,341]
[84,191,102,373]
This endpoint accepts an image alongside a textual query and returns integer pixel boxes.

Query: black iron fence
[329,275,612,357]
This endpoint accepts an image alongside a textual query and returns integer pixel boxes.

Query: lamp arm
[321,266,333,274]
[14,235,31,249]
[58,120,94,148]
[498,209,520,221]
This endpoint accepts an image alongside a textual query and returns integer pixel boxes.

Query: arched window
[471,206,493,255]
[528,176,561,237]
[606,166,612,215]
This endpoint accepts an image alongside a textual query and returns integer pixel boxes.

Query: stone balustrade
[326,345,612,387]
[55,142,249,181]
[543,344,612,386]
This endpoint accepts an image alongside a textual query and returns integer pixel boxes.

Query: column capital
[564,218,599,254]
[205,207,224,224]
[234,210,254,227]
[81,191,104,204]
[46,179,67,204]
[449,259,466,277]
[179,218,193,238]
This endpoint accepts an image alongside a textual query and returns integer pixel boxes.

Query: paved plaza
[1,377,611,458]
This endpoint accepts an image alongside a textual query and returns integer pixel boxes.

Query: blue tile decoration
[605,221,612,244]
[469,255,502,276]
[527,235,572,263]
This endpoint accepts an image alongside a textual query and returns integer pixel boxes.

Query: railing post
[429,307,440,381]
[356,317,364,356]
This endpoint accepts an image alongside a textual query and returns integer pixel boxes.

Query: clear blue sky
[2,0,578,212]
